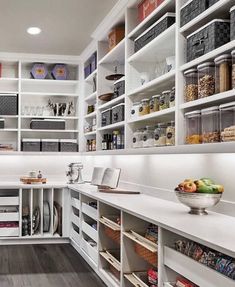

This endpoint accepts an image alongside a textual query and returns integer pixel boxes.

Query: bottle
[102,135,107,150]
[37,171,42,179]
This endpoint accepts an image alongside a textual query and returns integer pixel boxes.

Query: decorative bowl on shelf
[98,93,113,102]
[175,190,222,215]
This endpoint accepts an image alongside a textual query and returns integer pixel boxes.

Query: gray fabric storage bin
[0,119,5,129]
[113,77,125,98]
[134,13,175,52]
[101,108,112,127]
[208,0,220,7]
[30,119,66,130]
[180,0,207,27]
[22,139,41,152]
[111,103,125,124]
[41,139,59,152]
[230,6,235,41]
[187,19,230,62]
[0,94,18,115]
[60,139,78,152]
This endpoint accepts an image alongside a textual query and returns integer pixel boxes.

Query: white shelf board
[128,0,175,39]
[21,92,78,97]
[180,0,234,35]
[21,129,78,133]
[128,70,175,98]
[128,107,175,124]
[0,128,18,132]
[98,38,125,65]
[85,69,97,82]
[21,79,78,85]
[98,94,125,111]
[85,91,97,102]
[0,151,80,156]
[0,115,18,118]
[0,77,18,82]
[21,116,79,120]
[84,131,96,136]
[180,40,235,71]
[0,91,18,94]
[98,121,125,131]
[128,24,176,63]
[99,269,120,287]
[84,111,97,119]
[180,89,235,110]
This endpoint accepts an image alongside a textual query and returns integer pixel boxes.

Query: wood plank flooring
[0,244,106,287]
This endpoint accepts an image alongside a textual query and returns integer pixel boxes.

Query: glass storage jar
[201,106,220,143]
[185,110,201,144]
[132,129,143,148]
[169,87,175,108]
[130,102,140,120]
[159,90,170,110]
[142,126,154,148]
[139,98,150,116]
[166,121,175,146]
[197,62,215,98]
[150,95,160,113]
[154,123,167,146]
[214,54,232,93]
[231,50,235,88]
[184,68,198,102]
[220,102,235,142]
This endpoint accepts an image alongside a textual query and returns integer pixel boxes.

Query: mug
[29,171,37,178]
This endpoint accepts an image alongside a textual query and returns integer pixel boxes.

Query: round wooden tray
[20,177,47,184]
[98,93,113,102]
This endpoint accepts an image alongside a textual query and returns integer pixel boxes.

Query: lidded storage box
[138,0,164,23]
[101,108,112,127]
[22,139,41,152]
[111,103,125,124]
[60,139,78,152]
[187,20,230,62]
[220,102,235,142]
[134,12,175,52]
[51,64,68,80]
[41,139,59,152]
[108,26,125,51]
[30,119,66,130]
[131,102,140,120]
[185,110,201,144]
[180,0,207,27]
[31,63,48,79]
[201,106,220,143]
[0,94,18,115]
[113,77,125,98]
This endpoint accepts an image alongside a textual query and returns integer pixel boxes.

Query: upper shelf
[98,39,125,65]
[128,0,175,39]
[180,0,234,35]
[85,69,97,83]
[98,94,125,111]
[128,24,176,63]
[21,79,78,85]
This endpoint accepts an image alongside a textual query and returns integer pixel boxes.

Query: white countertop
[69,183,235,258]
[0,181,67,189]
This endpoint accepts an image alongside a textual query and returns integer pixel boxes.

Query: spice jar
[150,95,160,113]
[184,69,198,102]
[214,54,232,93]
[159,90,170,110]
[130,102,140,120]
[154,123,167,146]
[201,106,220,143]
[132,129,143,148]
[231,50,235,88]
[169,87,175,107]
[185,110,201,144]
[139,98,150,116]
[166,121,175,146]
[220,102,235,142]
[142,126,154,148]
[198,62,215,98]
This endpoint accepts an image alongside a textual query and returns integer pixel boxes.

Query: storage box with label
[51,64,68,80]
[108,26,125,51]
[31,63,48,79]
[22,139,41,152]
[134,13,175,52]
[111,103,125,124]
[60,139,78,152]
[101,109,112,127]
[113,77,125,98]
[187,19,230,62]
[30,119,66,130]
[0,94,18,115]
[41,139,59,152]
[138,0,164,23]
[180,0,207,27]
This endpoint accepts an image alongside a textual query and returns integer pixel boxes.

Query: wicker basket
[104,226,120,244]
[134,243,157,266]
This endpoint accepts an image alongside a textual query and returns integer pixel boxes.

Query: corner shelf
[98,38,125,65]
[21,79,78,85]
[21,129,78,133]
[21,92,78,97]
[85,69,97,83]
[84,131,96,136]
[85,91,97,102]
[98,94,125,111]
[84,111,97,119]
[21,116,79,120]
[98,121,125,132]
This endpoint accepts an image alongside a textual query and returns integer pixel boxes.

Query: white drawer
[0,227,19,237]
[0,196,19,206]
[81,221,98,243]
[81,203,98,221]
[70,227,80,244]
[81,238,98,264]
[71,197,80,210]
[71,212,80,228]
[0,212,19,221]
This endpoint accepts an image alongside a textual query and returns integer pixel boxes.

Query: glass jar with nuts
[184,69,198,102]
[185,110,202,145]
[201,106,220,143]
[197,62,215,98]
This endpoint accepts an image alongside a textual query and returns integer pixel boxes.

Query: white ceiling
[0,0,118,56]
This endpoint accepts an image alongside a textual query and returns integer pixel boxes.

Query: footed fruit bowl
[175,190,222,215]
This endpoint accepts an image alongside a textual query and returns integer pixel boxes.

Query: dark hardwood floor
[0,244,106,287]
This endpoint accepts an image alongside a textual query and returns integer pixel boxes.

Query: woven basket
[134,243,157,266]
[104,226,120,244]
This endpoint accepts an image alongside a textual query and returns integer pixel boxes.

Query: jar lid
[162,90,171,94]
[201,106,219,114]
[152,95,161,98]
[185,110,201,116]
[184,68,197,75]
[214,54,232,64]
[171,86,175,90]
[231,49,235,56]
[219,101,235,109]
[141,98,149,102]
[230,5,235,13]
[197,62,215,70]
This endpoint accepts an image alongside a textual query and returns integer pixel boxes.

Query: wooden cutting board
[20,177,47,184]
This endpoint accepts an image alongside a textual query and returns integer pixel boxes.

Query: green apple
[211,184,224,193]
[200,178,214,185]
[194,180,206,189]
[197,185,214,194]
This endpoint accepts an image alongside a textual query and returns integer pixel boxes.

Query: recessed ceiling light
[27,27,41,35]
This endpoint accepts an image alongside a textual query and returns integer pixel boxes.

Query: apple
[183,182,197,193]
